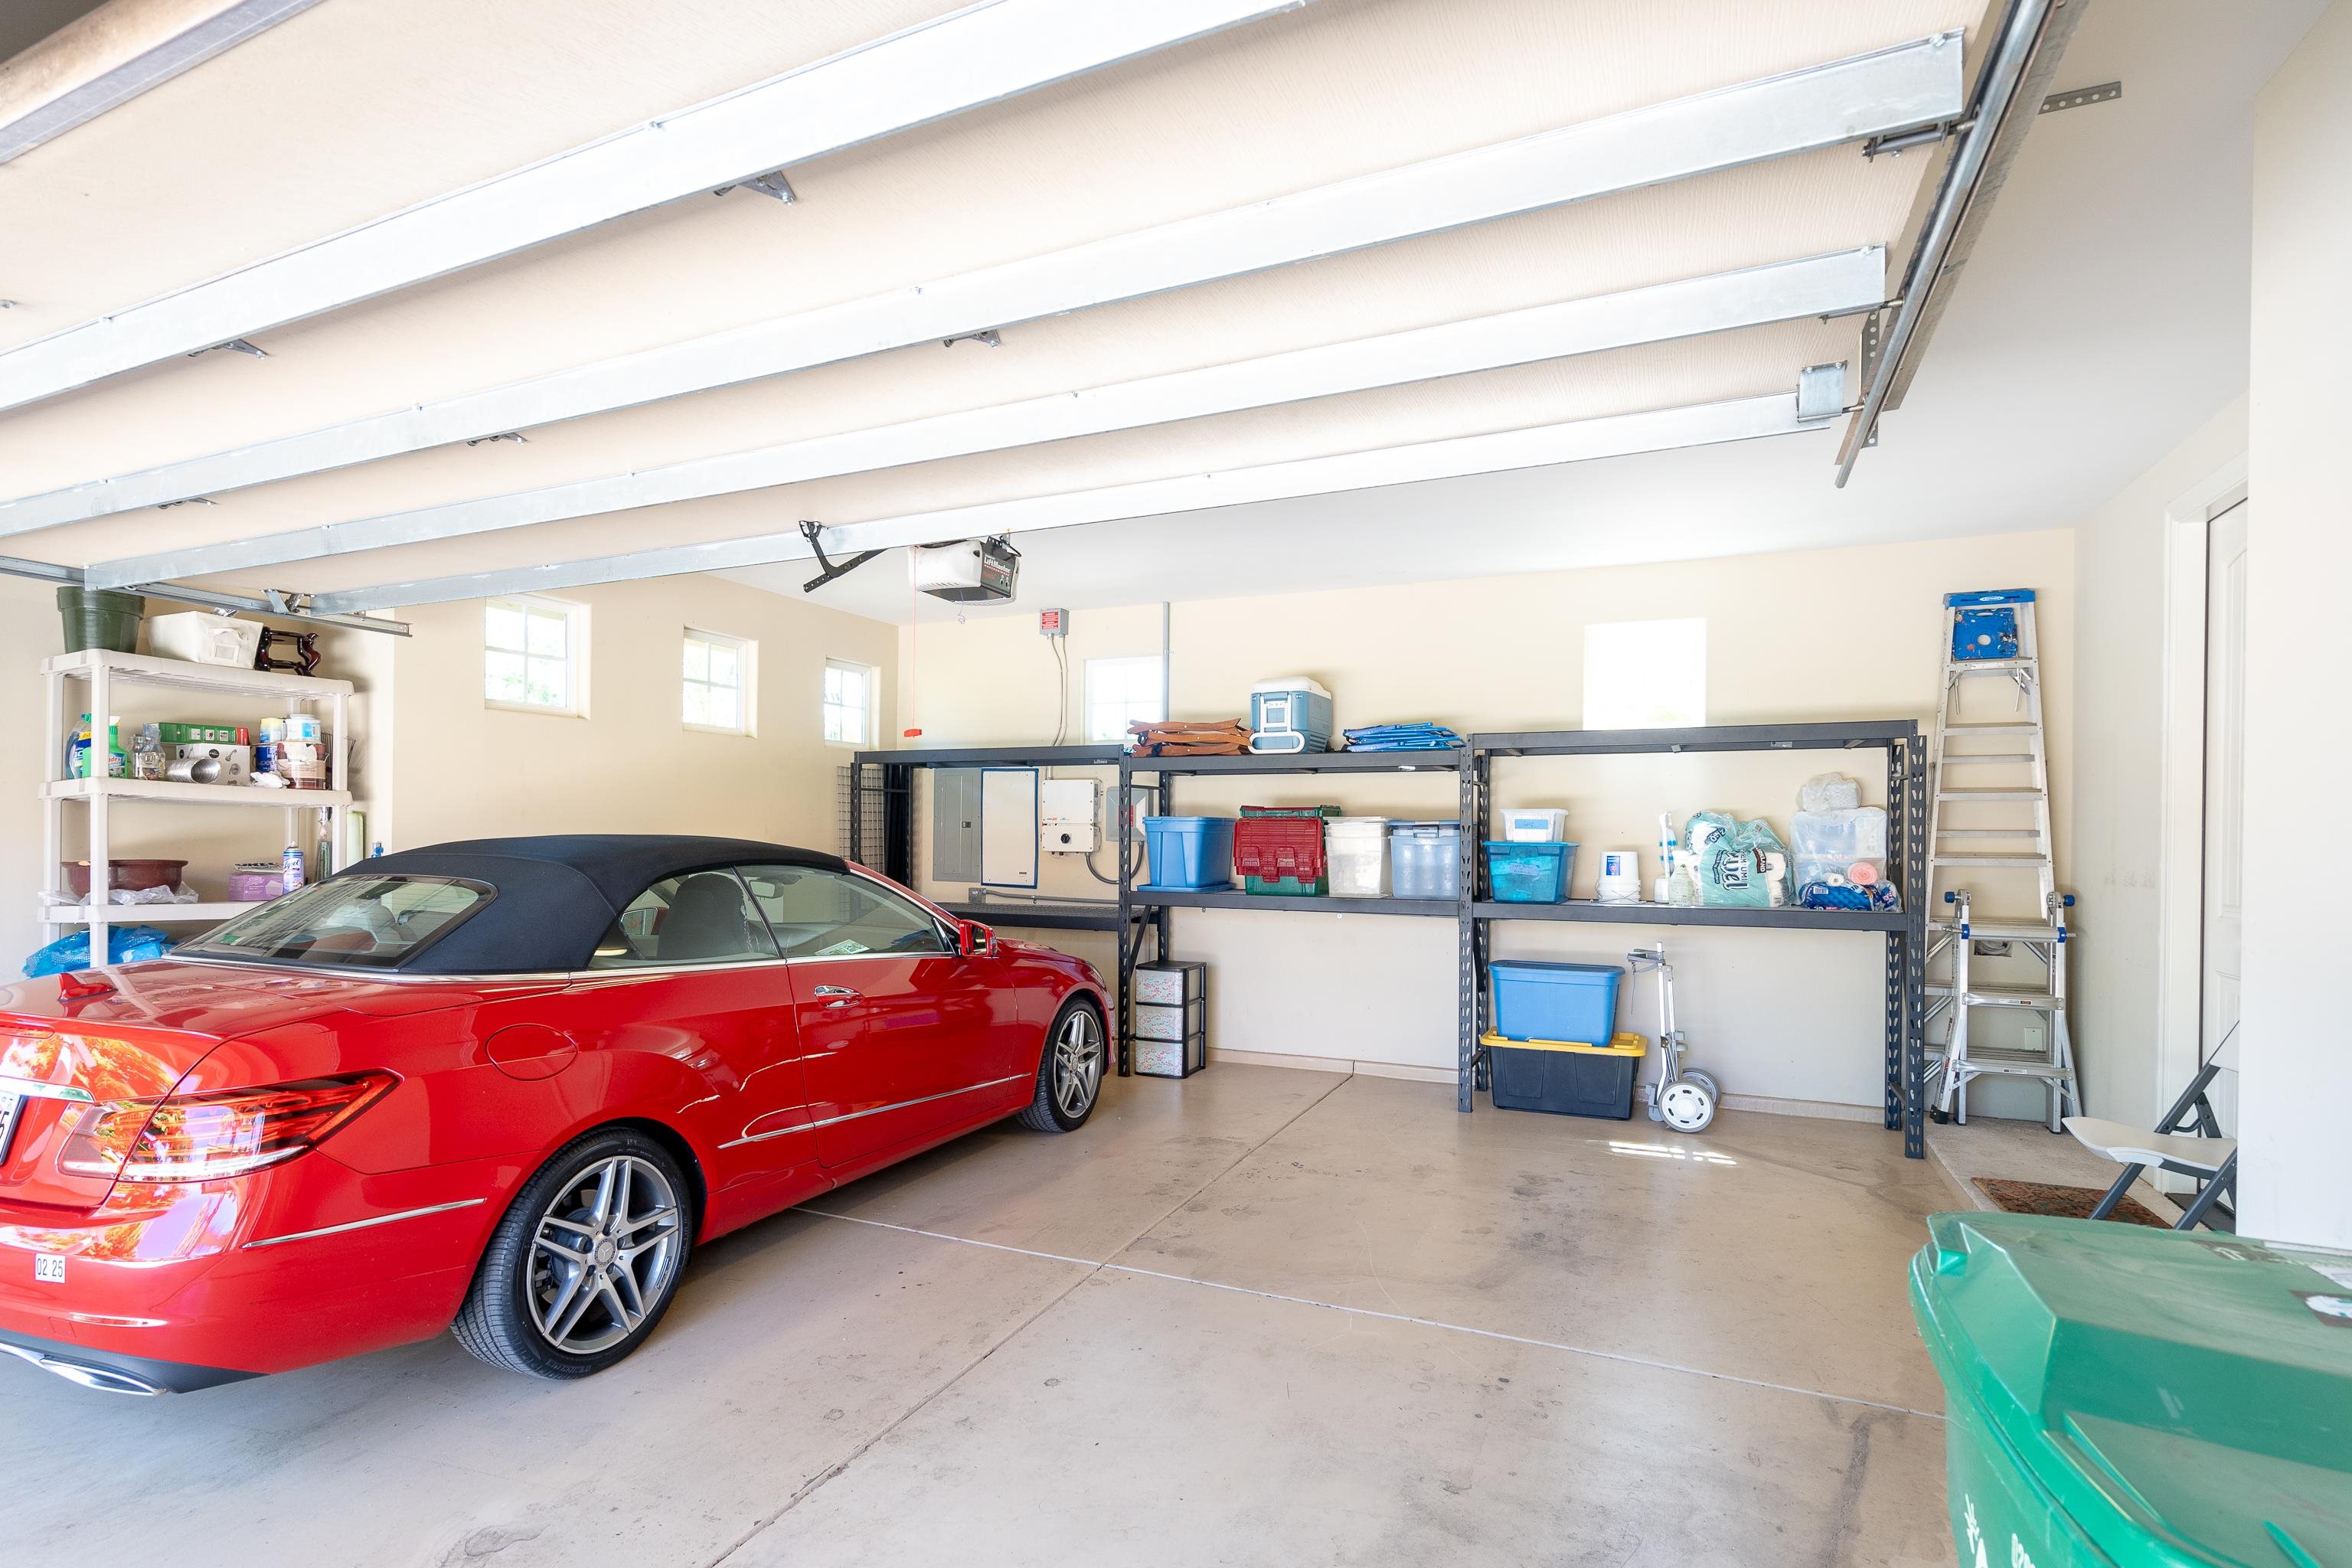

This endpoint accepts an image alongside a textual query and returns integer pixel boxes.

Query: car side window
[587,868,781,969]
[736,865,950,959]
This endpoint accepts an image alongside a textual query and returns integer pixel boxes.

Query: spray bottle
[1661,812,1699,906]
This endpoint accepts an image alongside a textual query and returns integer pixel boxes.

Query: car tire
[1017,997,1106,1133]
[451,1126,694,1380]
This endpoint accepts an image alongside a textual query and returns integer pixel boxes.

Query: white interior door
[2200,500,2247,1135]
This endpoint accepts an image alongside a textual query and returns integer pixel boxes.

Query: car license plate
[0,1091,20,1163]
[34,1254,64,1284]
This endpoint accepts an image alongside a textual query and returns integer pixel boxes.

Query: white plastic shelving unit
[41,648,354,950]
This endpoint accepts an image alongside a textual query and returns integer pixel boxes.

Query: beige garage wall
[0,571,893,977]
[894,529,2075,1116]
[2240,0,2351,1249]
[2065,396,2246,1135]
[377,576,896,854]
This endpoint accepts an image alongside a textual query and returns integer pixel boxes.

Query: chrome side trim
[168,953,592,985]
[719,1073,1031,1148]
[168,949,956,985]
[240,1198,485,1250]
[0,1074,96,1103]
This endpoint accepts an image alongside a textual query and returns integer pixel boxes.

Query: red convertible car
[0,836,1109,1393]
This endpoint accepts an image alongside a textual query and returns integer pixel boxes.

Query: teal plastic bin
[1484,841,1576,903]
[1911,1212,2352,1568]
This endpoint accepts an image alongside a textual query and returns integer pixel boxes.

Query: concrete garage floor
[0,1066,1963,1566]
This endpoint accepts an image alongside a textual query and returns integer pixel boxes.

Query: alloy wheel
[527,1154,684,1354]
[1051,1008,1103,1119]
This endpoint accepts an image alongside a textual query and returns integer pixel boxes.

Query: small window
[588,870,780,969]
[1086,655,1165,743]
[683,629,754,734]
[1583,618,1706,730]
[186,876,492,969]
[737,864,949,959]
[485,596,586,715]
[824,658,874,746]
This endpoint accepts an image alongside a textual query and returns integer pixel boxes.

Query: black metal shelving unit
[852,724,1929,1158]
[1116,749,1467,1077]
[847,742,1136,939]
[1467,723,1928,1157]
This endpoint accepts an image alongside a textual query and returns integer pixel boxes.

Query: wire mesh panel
[836,764,887,868]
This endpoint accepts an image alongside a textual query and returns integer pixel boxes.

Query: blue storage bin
[1489,960,1623,1045]
[1142,816,1235,890]
[1485,841,1576,904]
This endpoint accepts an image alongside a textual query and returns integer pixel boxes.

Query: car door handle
[812,985,861,1008]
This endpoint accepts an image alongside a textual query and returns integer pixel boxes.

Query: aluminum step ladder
[1923,590,2079,1130]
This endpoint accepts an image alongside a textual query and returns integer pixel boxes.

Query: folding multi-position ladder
[1923,590,2080,1130]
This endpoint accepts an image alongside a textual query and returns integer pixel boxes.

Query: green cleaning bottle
[67,714,129,779]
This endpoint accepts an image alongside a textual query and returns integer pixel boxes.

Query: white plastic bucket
[1596,848,1643,904]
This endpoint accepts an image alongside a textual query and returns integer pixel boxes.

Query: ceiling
[0,0,2326,626]
[0,2,109,65]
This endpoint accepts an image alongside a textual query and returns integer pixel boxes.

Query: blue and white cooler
[1249,678,1334,754]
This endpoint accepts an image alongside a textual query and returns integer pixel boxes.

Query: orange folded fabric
[1125,720,1251,756]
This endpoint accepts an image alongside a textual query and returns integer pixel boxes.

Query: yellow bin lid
[1479,1031,1647,1057]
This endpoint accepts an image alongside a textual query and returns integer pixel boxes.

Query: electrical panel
[1037,608,1067,637]
[1039,778,1099,853]
[931,769,982,883]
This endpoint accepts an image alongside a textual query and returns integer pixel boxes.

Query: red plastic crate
[1233,815,1328,896]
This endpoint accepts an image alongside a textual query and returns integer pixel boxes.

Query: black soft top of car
[340,835,848,974]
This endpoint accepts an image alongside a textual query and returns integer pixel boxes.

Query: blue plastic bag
[23,924,174,978]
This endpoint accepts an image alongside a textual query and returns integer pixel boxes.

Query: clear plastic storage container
[1327,817,1390,897]
[1389,822,1462,900]
[1499,808,1568,843]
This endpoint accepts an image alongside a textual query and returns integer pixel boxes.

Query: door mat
[1972,1177,2172,1229]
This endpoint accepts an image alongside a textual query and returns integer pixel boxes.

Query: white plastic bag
[1799,772,1862,813]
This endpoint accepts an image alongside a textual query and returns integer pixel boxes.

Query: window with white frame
[484,596,586,714]
[683,629,754,733]
[1086,655,1165,743]
[1583,618,1706,729]
[823,658,874,746]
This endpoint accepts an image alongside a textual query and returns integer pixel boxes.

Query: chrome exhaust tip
[0,1338,168,1395]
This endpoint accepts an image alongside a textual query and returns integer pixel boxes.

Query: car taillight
[59,1072,397,1183]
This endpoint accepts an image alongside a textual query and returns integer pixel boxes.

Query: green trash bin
[1910,1212,2352,1568]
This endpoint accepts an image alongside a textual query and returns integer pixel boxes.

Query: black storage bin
[1487,1037,1639,1119]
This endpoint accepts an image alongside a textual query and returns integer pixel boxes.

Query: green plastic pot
[57,586,143,655]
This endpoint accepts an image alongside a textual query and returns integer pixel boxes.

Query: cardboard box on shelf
[157,722,250,746]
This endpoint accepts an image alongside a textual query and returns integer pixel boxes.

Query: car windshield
[182,875,494,969]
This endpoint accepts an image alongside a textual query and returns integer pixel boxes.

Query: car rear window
[182,876,495,970]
